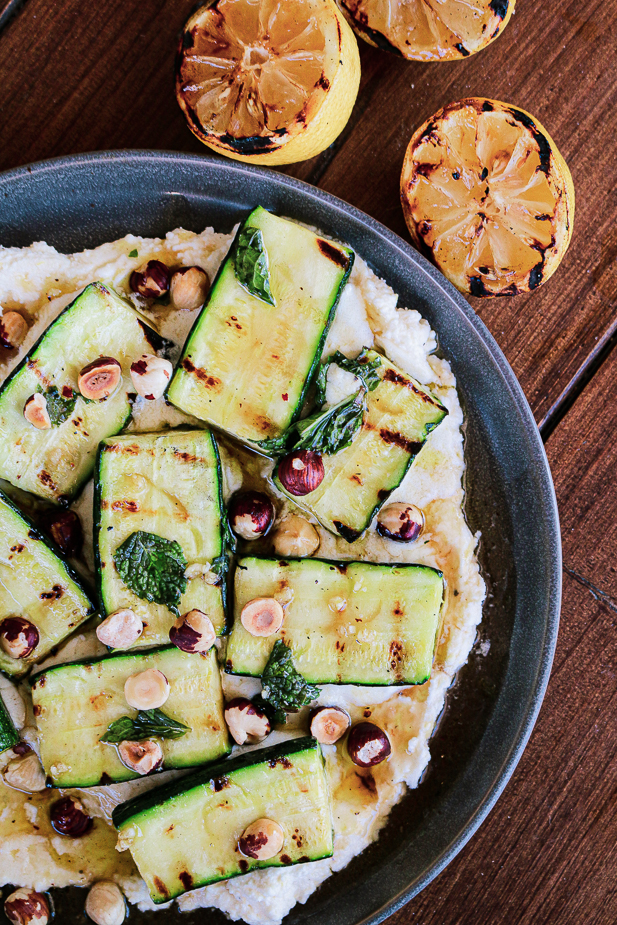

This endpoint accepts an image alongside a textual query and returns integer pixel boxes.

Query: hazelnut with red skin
[278,450,324,496]
[0,617,39,659]
[0,312,28,351]
[224,697,271,745]
[347,722,391,768]
[310,706,350,745]
[169,609,216,654]
[50,795,94,837]
[23,393,50,429]
[376,502,424,543]
[228,491,275,541]
[238,818,284,861]
[78,357,122,401]
[4,888,50,925]
[39,509,83,557]
[129,260,171,299]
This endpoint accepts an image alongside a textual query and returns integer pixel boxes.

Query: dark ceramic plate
[0,151,560,925]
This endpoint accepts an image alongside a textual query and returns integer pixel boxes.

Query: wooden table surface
[0,0,616,922]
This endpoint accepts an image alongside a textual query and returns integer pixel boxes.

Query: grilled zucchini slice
[226,556,444,685]
[95,429,227,648]
[0,487,95,678]
[31,646,229,787]
[112,736,333,903]
[0,282,168,505]
[274,349,447,540]
[167,207,353,450]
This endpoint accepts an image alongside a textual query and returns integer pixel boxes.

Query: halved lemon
[176,0,360,165]
[400,98,575,297]
[339,0,515,61]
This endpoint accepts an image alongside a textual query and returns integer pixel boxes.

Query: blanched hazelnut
[310,706,350,745]
[118,739,163,775]
[272,514,320,558]
[376,502,425,543]
[78,357,122,401]
[228,491,275,541]
[278,450,324,496]
[224,697,271,745]
[170,266,210,311]
[24,394,50,429]
[130,354,172,400]
[238,818,284,860]
[124,669,170,710]
[50,795,94,837]
[240,598,284,637]
[0,312,28,350]
[3,752,47,792]
[0,617,39,659]
[347,722,391,768]
[39,509,83,557]
[96,609,143,649]
[4,888,50,925]
[169,609,216,653]
[130,260,171,299]
[85,881,126,925]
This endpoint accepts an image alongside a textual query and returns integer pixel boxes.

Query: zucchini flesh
[275,349,447,539]
[0,689,19,752]
[0,487,95,678]
[112,736,333,903]
[226,556,444,685]
[167,207,354,449]
[95,429,227,648]
[0,282,168,504]
[31,646,229,787]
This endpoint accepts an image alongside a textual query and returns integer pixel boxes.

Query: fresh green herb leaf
[38,385,77,426]
[256,433,291,456]
[113,531,187,614]
[128,249,139,258]
[292,391,366,456]
[234,226,275,306]
[222,513,237,555]
[260,640,319,725]
[209,554,229,580]
[100,708,190,743]
[314,349,382,407]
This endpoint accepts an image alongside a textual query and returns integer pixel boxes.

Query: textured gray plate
[0,151,561,925]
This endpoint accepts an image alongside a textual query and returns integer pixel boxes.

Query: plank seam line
[564,566,617,615]
[0,0,28,35]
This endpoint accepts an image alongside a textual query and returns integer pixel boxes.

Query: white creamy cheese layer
[0,225,485,925]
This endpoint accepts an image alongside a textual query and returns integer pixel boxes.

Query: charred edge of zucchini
[29,643,208,686]
[0,485,96,616]
[112,735,321,829]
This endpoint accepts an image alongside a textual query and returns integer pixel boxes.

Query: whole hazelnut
[272,514,320,558]
[228,491,275,541]
[376,502,424,543]
[85,881,126,925]
[0,617,39,659]
[39,509,83,557]
[130,260,171,299]
[78,357,122,401]
[129,354,172,400]
[347,722,391,768]
[124,669,170,710]
[3,752,47,793]
[224,697,271,745]
[50,794,94,837]
[0,311,28,350]
[24,393,50,430]
[170,266,210,311]
[118,739,163,776]
[240,598,284,637]
[277,450,324,496]
[96,609,143,649]
[169,609,216,653]
[238,818,284,861]
[4,888,50,925]
[310,706,350,745]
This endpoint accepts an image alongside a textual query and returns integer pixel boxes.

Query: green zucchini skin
[167,207,354,452]
[226,556,445,685]
[112,736,333,903]
[31,645,230,787]
[0,486,95,679]
[274,349,447,539]
[94,428,228,650]
[0,282,170,505]
[0,689,19,752]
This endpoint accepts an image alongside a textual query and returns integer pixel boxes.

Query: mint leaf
[256,433,291,456]
[234,226,275,306]
[38,385,77,426]
[113,531,187,613]
[101,708,190,743]
[315,349,381,407]
[260,640,319,725]
[128,249,138,258]
[293,391,366,456]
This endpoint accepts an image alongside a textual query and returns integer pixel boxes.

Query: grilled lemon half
[400,98,575,297]
[176,0,360,165]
